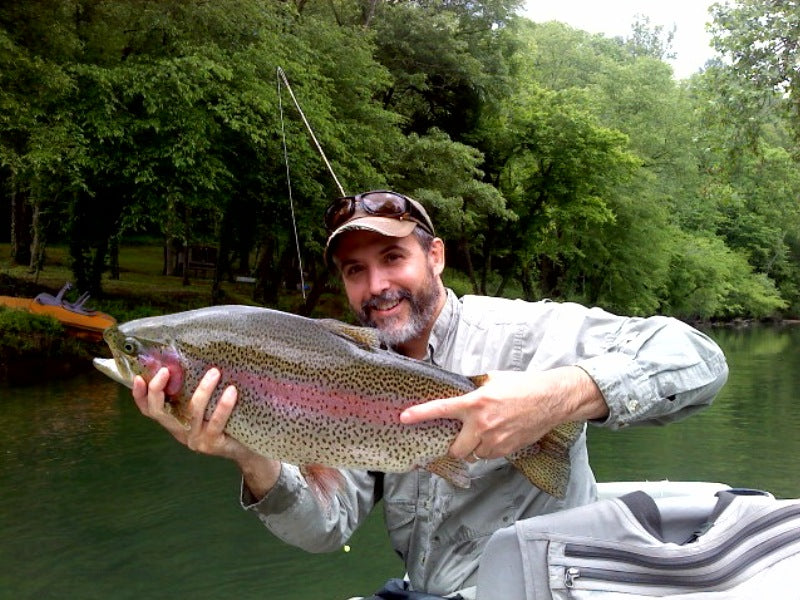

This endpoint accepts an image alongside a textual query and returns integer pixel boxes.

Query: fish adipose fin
[468,374,490,387]
[317,319,383,350]
[301,463,346,508]
[508,421,584,499]
[424,456,471,488]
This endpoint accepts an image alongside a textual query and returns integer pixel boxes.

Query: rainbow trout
[94,305,583,502]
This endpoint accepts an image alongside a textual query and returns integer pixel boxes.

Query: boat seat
[476,482,734,600]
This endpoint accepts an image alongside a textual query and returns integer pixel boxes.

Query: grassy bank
[0,241,312,385]
[1,243,237,320]
[0,240,363,383]
[0,241,352,318]
[0,305,96,385]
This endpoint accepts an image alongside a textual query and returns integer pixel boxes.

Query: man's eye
[344,265,363,277]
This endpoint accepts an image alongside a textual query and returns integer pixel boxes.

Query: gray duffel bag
[477,489,800,599]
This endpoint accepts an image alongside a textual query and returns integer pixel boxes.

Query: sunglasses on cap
[324,191,435,236]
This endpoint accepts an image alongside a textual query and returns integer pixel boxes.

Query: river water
[2,324,799,599]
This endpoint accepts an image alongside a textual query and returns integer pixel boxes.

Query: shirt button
[627,399,639,412]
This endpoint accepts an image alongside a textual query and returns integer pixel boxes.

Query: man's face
[333,230,445,349]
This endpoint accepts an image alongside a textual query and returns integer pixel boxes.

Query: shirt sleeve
[572,311,729,429]
[456,296,728,431]
[239,463,379,553]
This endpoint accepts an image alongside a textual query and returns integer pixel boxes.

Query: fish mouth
[93,357,135,389]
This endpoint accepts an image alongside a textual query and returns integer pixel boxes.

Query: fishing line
[277,69,307,300]
[276,67,347,300]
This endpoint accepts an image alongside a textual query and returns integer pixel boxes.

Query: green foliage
[3,0,800,320]
[0,306,86,358]
[663,232,786,320]
[710,0,800,138]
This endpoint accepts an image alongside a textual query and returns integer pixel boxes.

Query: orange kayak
[0,292,116,342]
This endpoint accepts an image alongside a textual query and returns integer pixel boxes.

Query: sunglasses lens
[325,198,354,231]
[361,192,406,216]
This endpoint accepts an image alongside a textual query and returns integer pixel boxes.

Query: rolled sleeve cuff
[577,353,657,429]
[240,463,304,515]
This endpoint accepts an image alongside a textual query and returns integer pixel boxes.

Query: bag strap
[618,491,664,541]
[683,488,774,543]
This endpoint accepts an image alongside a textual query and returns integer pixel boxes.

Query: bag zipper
[563,504,800,589]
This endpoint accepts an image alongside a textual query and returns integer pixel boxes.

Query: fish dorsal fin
[317,318,383,350]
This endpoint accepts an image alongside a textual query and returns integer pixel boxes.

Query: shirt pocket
[432,460,518,549]
[383,498,417,561]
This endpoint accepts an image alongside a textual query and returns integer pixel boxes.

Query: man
[133,190,729,599]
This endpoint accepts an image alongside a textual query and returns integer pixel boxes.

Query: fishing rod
[277,67,349,300]
[276,67,346,197]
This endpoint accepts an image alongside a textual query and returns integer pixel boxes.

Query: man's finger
[206,385,238,436]
[132,375,148,413]
[145,367,171,413]
[447,425,483,460]
[150,367,170,391]
[400,396,468,425]
[189,368,221,427]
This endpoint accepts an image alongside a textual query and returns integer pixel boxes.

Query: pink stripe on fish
[228,369,409,426]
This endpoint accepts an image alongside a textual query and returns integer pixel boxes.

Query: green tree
[710,0,800,139]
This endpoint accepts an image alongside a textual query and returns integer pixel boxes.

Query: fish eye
[122,339,138,354]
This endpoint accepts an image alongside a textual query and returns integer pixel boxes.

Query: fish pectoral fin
[163,402,191,431]
[316,319,383,350]
[423,456,471,488]
[507,422,584,500]
[301,464,345,508]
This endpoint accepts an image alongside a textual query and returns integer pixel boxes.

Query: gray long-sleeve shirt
[241,290,729,596]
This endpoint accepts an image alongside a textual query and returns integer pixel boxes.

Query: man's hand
[399,366,607,461]
[132,367,281,499]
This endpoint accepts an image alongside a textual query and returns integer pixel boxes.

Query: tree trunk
[163,237,180,276]
[181,242,190,286]
[89,237,109,296]
[253,235,276,304]
[28,202,46,275]
[520,261,535,302]
[109,235,120,280]
[480,224,496,296]
[361,0,379,28]
[459,237,480,295]
[299,268,331,316]
[538,255,561,299]
[10,188,32,266]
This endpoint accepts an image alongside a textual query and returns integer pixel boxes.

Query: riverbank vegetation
[2,0,800,321]
[0,304,92,383]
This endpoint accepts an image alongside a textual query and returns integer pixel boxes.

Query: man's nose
[367,268,390,295]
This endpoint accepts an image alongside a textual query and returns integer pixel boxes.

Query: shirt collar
[426,288,460,366]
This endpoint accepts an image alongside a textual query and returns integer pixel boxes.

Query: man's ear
[430,237,446,277]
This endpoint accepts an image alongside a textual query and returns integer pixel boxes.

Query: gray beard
[357,279,441,349]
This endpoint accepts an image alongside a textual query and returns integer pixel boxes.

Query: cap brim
[325,216,418,265]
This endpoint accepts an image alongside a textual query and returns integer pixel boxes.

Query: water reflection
[588,324,800,499]
[1,373,401,599]
[1,325,799,599]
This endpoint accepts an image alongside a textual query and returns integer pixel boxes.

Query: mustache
[362,289,413,314]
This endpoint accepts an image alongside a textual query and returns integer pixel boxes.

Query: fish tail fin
[301,464,345,508]
[424,456,471,488]
[508,421,585,499]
